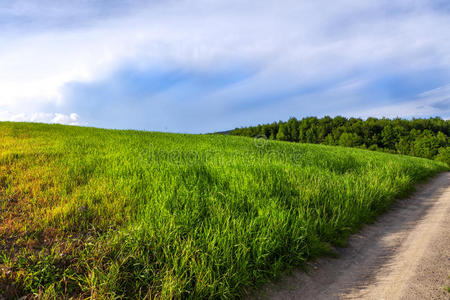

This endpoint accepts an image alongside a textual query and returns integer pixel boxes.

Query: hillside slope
[0,122,447,299]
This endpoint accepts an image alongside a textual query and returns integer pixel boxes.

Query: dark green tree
[276,123,290,141]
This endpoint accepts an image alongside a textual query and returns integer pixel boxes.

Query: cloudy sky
[0,0,449,133]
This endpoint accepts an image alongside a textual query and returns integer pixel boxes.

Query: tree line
[229,116,450,165]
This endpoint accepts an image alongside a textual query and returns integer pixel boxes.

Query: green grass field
[0,122,447,299]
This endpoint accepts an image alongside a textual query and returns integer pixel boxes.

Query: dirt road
[254,172,450,300]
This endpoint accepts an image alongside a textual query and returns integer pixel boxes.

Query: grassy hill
[0,122,447,299]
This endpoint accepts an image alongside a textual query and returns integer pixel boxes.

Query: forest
[229,117,450,165]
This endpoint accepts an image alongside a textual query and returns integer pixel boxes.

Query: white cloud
[0,0,449,130]
[51,112,80,124]
[0,111,82,125]
[351,84,450,119]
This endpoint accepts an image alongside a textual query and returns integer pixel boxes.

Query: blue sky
[0,0,449,133]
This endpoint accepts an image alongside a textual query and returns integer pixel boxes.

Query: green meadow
[0,122,447,299]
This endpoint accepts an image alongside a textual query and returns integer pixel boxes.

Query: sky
[0,0,449,133]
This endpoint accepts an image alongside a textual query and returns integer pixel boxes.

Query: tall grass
[0,122,447,298]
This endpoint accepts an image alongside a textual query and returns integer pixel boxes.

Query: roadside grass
[0,122,448,299]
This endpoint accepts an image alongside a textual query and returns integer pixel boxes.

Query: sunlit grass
[0,122,447,298]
